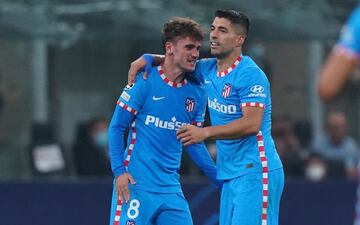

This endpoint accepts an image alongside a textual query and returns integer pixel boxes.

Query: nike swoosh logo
[204,80,212,84]
[152,96,166,101]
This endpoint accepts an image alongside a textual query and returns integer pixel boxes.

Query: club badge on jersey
[222,83,232,98]
[185,97,195,112]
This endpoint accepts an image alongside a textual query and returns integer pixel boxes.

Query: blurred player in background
[128,9,284,225]
[108,17,220,225]
[317,5,360,225]
[317,6,360,100]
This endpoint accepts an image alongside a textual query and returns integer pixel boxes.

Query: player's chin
[210,48,222,57]
[183,63,196,72]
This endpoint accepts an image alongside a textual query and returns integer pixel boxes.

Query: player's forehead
[174,36,202,46]
[211,17,232,28]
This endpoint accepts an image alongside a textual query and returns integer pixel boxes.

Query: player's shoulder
[238,56,268,81]
[186,78,205,90]
[239,55,259,70]
[199,57,217,64]
[186,79,206,97]
[129,73,147,90]
[133,66,159,84]
[125,68,157,93]
[197,57,217,69]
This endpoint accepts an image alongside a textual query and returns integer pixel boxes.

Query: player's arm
[178,67,266,145]
[127,54,209,85]
[181,88,222,188]
[109,79,145,203]
[206,106,263,139]
[177,107,263,145]
[128,54,165,85]
[185,143,222,189]
[318,7,360,100]
[317,48,358,100]
[109,104,137,203]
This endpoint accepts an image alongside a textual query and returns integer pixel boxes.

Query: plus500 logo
[208,98,236,114]
[145,115,187,130]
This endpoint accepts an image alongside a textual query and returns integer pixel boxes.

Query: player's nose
[210,29,218,39]
[189,49,199,59]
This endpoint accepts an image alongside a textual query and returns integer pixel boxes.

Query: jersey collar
[217,56,242,77]
[158,65,188,88]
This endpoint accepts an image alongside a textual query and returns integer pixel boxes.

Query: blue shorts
[109,187,193,225]
[220,168,284,225]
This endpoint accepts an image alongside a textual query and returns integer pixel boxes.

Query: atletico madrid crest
[185,97,195,112]
[222,83,232,98]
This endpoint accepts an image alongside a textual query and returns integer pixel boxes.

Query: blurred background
[0,0,359,224]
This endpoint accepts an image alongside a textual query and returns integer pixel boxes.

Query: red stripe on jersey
[241,102,265,109]
[117,100,138,115]
[158,65,187,87]
[192,121,204,127]
[334,45,360,61]
[124,121,136,170]
[217,56,241,77]
[113,124,137,224]
[256,131,269,225]
[113,198,123,225]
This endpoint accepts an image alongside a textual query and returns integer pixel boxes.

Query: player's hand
[115,172,136,203]
[128,55,152,85]
[176,125,209,146]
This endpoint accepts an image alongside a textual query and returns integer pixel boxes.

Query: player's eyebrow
[184,44,201,50]
[211,24,229,32]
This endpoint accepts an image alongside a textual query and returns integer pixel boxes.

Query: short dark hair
[162,17,204,51]
[215,9,250,35]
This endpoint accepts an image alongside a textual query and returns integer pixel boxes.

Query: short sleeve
[238,67,268,108]
[336,6,360,58]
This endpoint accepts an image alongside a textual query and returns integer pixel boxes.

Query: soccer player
[108,17,220,225]
[128,9,284,225]
[316,5,360,225]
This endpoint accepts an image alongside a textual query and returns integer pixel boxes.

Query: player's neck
[162,61,186,83]
[217,50,242,72]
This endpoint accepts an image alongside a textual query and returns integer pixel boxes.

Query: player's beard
[211,49,228,59]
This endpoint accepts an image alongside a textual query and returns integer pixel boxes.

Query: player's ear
[235,34,246,47]
[165,42,174,55]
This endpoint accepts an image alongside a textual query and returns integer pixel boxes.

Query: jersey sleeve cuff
[113,166,126,177]
[334,44,360,61]
[240,102,265,109]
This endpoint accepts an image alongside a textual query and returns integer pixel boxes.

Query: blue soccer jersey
[195,56,283,180]
[109,65,217,193]
[336,5,360,59]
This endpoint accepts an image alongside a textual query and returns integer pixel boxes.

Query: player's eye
[220,28,227,33]
[185,45,195,50]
